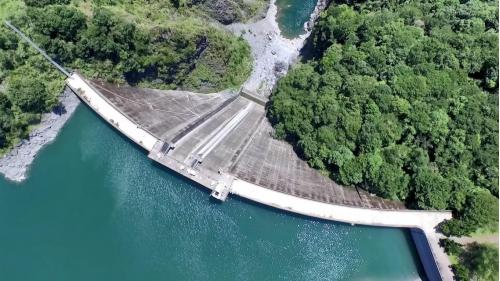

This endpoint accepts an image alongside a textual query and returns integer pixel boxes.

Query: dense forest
[0,0,258,153]
[269,0,498,237]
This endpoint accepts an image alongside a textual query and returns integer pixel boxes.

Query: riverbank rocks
[0,87,80,182]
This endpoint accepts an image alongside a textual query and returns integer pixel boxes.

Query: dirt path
[452,234,499,246]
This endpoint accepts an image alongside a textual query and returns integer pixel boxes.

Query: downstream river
[0,3,426,281]
[276,0,318,38]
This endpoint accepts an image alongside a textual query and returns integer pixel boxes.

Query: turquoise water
[0,105,427,280]
[276,0,318,38]
[0,4,426,279]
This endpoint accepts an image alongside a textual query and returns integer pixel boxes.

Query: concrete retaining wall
[66,73,158,151]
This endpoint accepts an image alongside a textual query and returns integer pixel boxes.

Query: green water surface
[276,0,318,38]
[0,105,427,281]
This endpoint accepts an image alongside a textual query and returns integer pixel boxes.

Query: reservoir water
[0,3,426,280]
[0,103,427,281]
[276,0,318,38]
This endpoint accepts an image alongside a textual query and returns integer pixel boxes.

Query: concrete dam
[70,73,403,209]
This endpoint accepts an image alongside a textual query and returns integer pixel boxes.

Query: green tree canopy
[6,74,52,113]
[269,1,498,235]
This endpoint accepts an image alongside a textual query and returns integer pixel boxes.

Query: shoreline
[304,0,329,33]
[0,87,80,182]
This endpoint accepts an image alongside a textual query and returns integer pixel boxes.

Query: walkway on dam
[66,73,453,281]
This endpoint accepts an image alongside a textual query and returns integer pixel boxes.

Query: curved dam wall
[65,72,454,281]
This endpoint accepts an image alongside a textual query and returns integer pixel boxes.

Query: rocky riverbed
[227,0,327,98]
[0,87,80,182]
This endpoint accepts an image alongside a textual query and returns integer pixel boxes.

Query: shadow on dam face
[410,228,441,281]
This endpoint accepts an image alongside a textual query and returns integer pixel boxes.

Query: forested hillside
[269,0,498,237]
[0,0,258,153]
